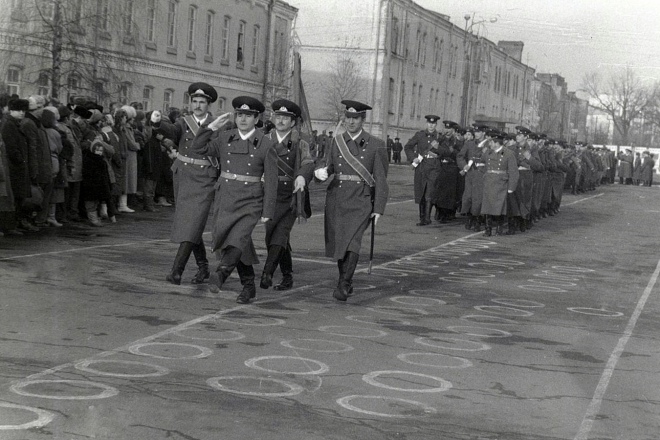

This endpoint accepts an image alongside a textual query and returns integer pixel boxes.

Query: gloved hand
[314,167,328,181]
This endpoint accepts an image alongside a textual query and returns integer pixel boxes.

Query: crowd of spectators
[0,94,181,237]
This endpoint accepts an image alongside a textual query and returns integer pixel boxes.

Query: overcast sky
[416,0,660,90]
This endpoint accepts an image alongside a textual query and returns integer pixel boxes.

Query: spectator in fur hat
[22,96,52,228]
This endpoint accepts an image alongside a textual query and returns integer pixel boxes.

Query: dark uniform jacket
[457,139,485,215]
[319,130,388,260]
[192,126,278,265]
[264,130,315,248]
[170,113,217,244]
[404,129,442,203]
[481,146,519,216]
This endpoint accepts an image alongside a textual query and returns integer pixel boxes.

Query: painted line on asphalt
[563,193,604,206]
[574,257,660,440]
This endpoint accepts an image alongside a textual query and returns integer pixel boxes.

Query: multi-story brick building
[0,0,297,113]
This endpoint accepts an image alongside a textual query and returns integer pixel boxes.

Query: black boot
[274,245,293,291]
[473,216,483,232]
[190,241,210,284]
[209,246,241,293]
[465,215,474,230]
[416,201,428,226]
[260,245,283,289]
[236,262,256,304]
[484,216,492,236]
[166,242,194,285]
[334,252,358,301]
[505,217,516,235]
[495,217,505,235]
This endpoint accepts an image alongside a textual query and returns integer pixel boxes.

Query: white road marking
[574,257,660,440]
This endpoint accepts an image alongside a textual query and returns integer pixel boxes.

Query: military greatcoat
[321,131,389,260]
[481,146,519,216]
[403,130,442,203]
[192,127,278,265]
[433,137,460,211]
[264,130,315,248]
[457,139,486,216]
[170,113,217,244]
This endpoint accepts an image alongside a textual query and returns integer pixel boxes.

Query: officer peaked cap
[424,114,440,123]
[515,125,531,135]
[232,96,265,114]
[472,123,489,132]
[443,120,459,130]
[188,82,218,103]
[272,99,301,119]
[341,100,371,117]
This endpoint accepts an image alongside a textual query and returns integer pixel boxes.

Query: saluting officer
[404,115,442,226]
[192,96,278,304]
[259,99,315,291]
[167,82,219,286]
[314,100,389,302]
[481,130,519,236]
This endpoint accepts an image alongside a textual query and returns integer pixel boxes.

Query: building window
[94,80,106,102]
[251,25,260,67]
[167,0,177,48]
[142,86,153,111]
[187,5,197,52]
[73,0,83,22]
[429,88,434,114]
[273,17,288,73]
[453,46,459,78]
[119,82,131,105]
[399,81,405,117]
[391,16,399,54]
[237,20,245,64]
[146,0,156,42]
[182,92,190,109]
[205,11,214,56]
[221,16,230,61]
[6,66,21,96]
[163,89,173,113]
[37,71,50,96]
[217,97,226,112]
[123,0,134,35]
[411,83,416,118]
[438,40,444,74]
[388,78,395,114]
[421,32,427,66]
[415,29,422,64]
[417,85,422,118]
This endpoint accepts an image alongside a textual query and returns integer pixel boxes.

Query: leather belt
[278,175,293,182]
[337,174,363,182]
[518,167,530,171]
[487,170,506,174]
[177,155,211,166]
[220,171,262,183]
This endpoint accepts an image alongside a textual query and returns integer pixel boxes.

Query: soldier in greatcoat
[481,130,519,236]
[434,120,461,223]
[314,100,389,302]
[259,99,315,291]
[192,96,278,304]
[507,126,535,233]
[403,115,442,226]
[166,82,220,286]
[457,124,488,231]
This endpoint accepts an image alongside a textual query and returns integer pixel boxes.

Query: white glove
[293,175,306,193]
[315,167,329,181]
[208,112,232,131]
[370,212,381,225]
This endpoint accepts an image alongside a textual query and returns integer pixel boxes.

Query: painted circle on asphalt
[253,302,310,315]
[363,371,452,393]
[281,339,354,353]
[474,305,534,317]
[336,395,437,418]
[397,353,473,369]
[439,276,487,284]
[415,336,491,351]
[128,342,213,359]
[345,315,412,326]
[491,298,545,308]
[518,285,567,292]
[390,296,447,306]
[214,315,287,326]
[74,359,170,378]
[409,289,461,298]
[448,271,496,278]
[551,265,595,273]
[317,326,388,339]
[568,307,624,317]
[447,326,513,338]
[245,356,329,375]
[174,327,246,342]
[460,314,518,325]
[352,284,376,291]
[207,376,304,397]
[10,380,119,400]
[0,402,56,430]
[366,306,429,316]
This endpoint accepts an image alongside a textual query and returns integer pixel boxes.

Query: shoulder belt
[335,134,375,187]
[183,115,200,136]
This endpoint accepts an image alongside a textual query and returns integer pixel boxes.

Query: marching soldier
[457,124,488,231]
[166,82,219,285]
[434,120,461,223]
[481,130,519,236]
[404,115,442,226]
[259,99,315,291]
[314,100,389,301]
[511,126,535,232]
[192,96,278,304]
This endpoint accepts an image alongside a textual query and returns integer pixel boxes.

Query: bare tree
[321,50,363,124]
[0,0,144,103]
[582,67,655,146]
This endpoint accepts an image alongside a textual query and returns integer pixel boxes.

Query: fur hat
[8,99,29,111]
